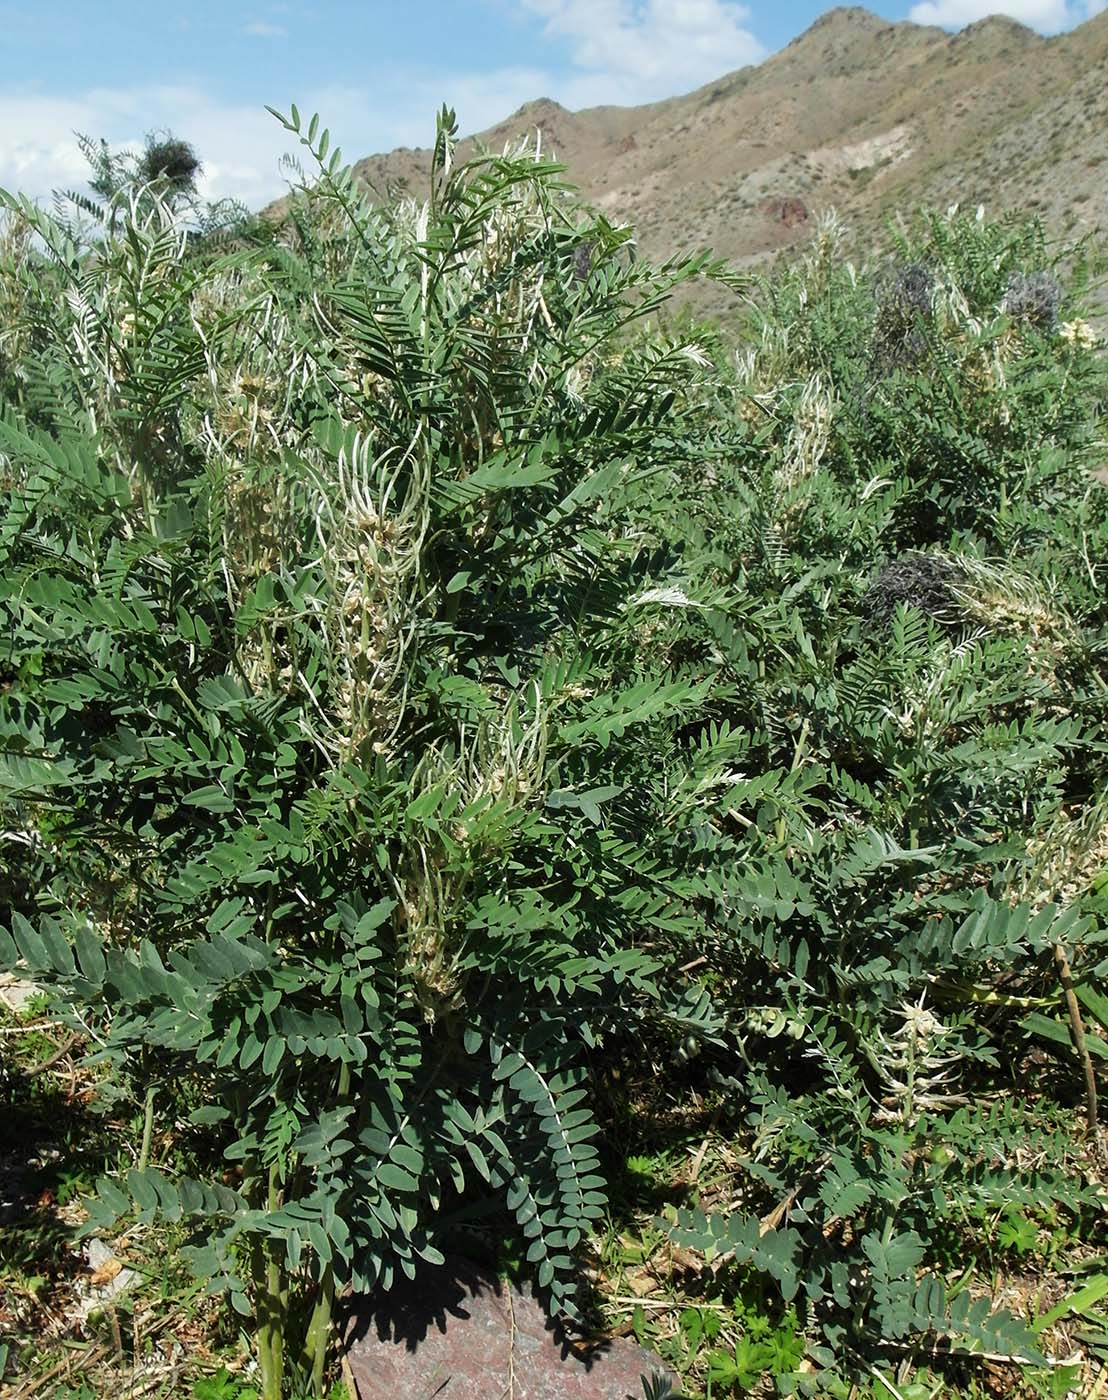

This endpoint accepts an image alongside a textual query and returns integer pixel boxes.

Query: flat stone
[0,973,38,1015]
[344,1255,676,1400]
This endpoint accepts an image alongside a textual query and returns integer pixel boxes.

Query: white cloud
[907,0,1098,31]
[0,72,555,209]
[242,20,287,37]
[0,87,292,208]
[521,0,765,104]
[0,1,772,210]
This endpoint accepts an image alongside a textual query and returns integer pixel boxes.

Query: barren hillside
[279,6,1108,314]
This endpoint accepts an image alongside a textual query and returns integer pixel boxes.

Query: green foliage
[71,127,248,240]
[707,1319,803,1394]
[641,1374,681,1400]
[190,1372,259,1400]
[1,108,1106,1400]
[0,106,738,1396]
[639,209,1108,1391]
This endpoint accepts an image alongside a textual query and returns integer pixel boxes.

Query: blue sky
[1,0,1100,206]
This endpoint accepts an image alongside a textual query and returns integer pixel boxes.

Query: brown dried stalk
[1053,940,1099,1135]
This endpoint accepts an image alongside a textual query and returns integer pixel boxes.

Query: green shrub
[0,108,739,1397]
[643,209,1108,1389]
[1,115,1106,1399]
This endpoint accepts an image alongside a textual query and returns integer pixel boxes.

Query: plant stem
[1053,940,1099,1135]
[254,1160,286,1400]
[297,1061,354,1395]
[305,1263,336,1397]
[136,1083,157,1172]
[268,1162,286,1392]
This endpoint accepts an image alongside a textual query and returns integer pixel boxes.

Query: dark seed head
[880,263,934,319]
[139,136,202,196]
[1002,271,1062,332]
[871,263,935,374]
[861,553,962,626]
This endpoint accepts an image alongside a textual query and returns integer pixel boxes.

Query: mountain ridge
[275,6,1108,314]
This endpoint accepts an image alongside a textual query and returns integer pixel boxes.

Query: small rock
[344,1254,676,1399]
[759,196,809,228]
[623,1267,657,1298]
[0,974,39,1015]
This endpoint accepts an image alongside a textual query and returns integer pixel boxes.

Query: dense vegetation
[1,109,1105,1400]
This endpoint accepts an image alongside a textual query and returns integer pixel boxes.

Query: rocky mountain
[304,7,1108,313]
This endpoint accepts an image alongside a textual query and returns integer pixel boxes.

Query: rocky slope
[292,7,1108,313]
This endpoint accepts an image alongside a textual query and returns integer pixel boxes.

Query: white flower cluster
[1059,318,1097,350]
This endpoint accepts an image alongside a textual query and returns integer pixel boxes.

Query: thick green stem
[304,1264,336,1397]
[255,1251,281,1400]
[254,1161,286,1400]
[136,1083,157,1172]
[301,1061,352,1394]
[256,1320,277,1400]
